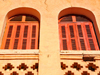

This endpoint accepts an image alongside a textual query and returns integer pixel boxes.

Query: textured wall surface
[0,0,100,75]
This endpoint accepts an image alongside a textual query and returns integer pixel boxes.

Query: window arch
[1,14,39,49]
[59,15,99,50]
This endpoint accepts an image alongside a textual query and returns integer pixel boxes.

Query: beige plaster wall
[0,0,100,75]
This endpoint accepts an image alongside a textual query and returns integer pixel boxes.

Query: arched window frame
[1,14,39,50]
[59,15,99,51]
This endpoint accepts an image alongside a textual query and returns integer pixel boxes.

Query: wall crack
[44,0,48,11]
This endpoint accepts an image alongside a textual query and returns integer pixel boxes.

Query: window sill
[60,50,100,55]
[60,50,100,60]
[0,49,39,55]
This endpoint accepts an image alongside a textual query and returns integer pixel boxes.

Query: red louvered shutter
[67,23,79,50]
[59,24,68,50]
[83,22,99,50]
[30,22,39,49]
[59,15,99,50]
[1,22,39,49]
[76,23,87,50]
[1,23,16,49]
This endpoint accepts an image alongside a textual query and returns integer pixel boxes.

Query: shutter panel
[4,25,13,49]
[76,23,86,50]
[21,25,29,49]
[31,26,36,49]
[59,24,68,50]
[59,15,99,50]
[84,22,99,50]
[1,24,15,49]
[13,25,21,49]
[61,26,68,50]
[68,23,79,50]
[30,22,39,49]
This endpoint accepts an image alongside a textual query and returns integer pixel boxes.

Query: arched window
[59,15,99,50]
[1,15,39,49]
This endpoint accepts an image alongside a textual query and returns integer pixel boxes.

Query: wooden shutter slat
[22,39,27,49]
[13,39,19,49]
[31,39,35,49]
[62,39,67,50]
[69,26,74,38]
[7,26,13,38]
[89,39,95,50]
[85,25,92,37]
[80,39,86,50]
[23,26,28,38]
[71,39,76,50]
[61,26,66,38]
[5,39,10,49]
[32,26,36,38]
[15,26,21,38]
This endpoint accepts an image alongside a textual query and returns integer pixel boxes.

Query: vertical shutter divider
[83,23,91,50]
[59,24,63,50]
[20,23,24,49]
[75,23,81,50]
[89,22,99,50]
[10,23,16,49]
[35,22,39,49]
[74,23,79,50]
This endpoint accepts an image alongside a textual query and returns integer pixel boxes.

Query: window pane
[60,16,72,22]
[26,15,37,21]
[76,16,89,22]
[10,15,22,21]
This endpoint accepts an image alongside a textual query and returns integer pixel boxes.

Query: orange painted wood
[1,22,39,49]
[59,15,99,50]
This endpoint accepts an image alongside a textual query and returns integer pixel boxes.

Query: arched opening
[1,7,40,49]
[58,7,99,50]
